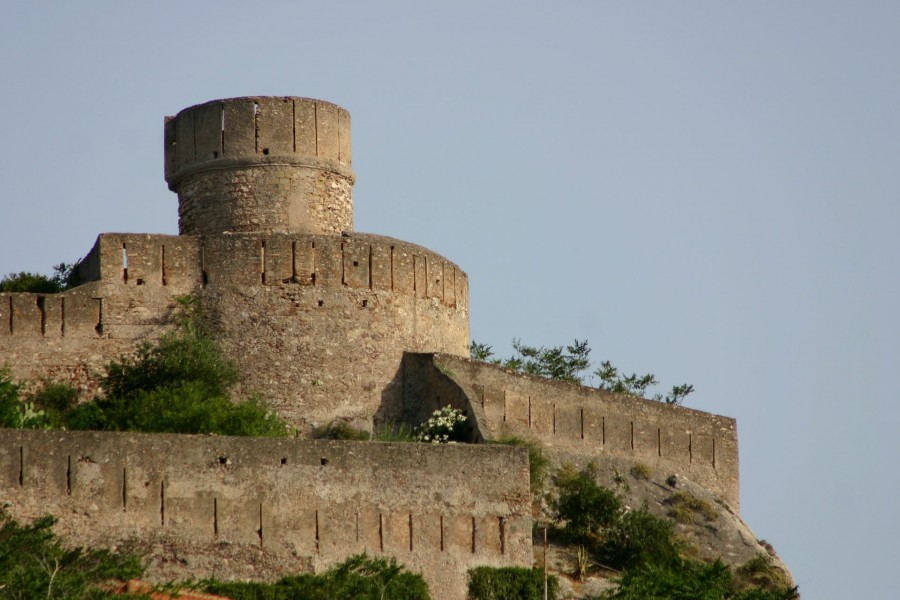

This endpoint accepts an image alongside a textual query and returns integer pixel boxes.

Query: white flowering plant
[415,405,469,444]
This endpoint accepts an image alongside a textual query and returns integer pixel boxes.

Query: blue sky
[2,2,898,597]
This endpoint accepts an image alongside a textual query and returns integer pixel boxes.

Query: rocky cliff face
[536,454,795,599]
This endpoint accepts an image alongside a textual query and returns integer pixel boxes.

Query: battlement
[0,430,531,599]
[0,95,751,598]
[404,353,740,510]
[165,97,352,187]
[165,97,355,236]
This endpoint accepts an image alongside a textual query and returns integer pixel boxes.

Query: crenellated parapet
[165,97,354,236]
[0,430,531,600]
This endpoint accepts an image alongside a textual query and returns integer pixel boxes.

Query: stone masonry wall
[405,354,740,511]
[200,231,469,430]
[0,429,531,600]
[0,233,199,395]
[165,97,354,236]
[0,230,470,431]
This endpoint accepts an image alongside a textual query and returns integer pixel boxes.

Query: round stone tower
[164,97,354,236]
[163,97,469,432]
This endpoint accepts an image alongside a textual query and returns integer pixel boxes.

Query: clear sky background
[2,2,897,597]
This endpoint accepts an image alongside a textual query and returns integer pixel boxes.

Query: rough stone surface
[0,430,530,599]
[166,97,354,236]
[404,353,739,511]
[0,95,772,598]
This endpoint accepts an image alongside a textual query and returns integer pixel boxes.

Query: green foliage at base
[66,382,288,437]
[373,421,417,442]
[0,508,144,599]
[599,504,681,571]
[1,296,290,437]
[601,560,798,600]
[552,463,622,542]
[312,421,371,441]
[203,554,430,600]
[467,566,557,600]
[548,464,797,597]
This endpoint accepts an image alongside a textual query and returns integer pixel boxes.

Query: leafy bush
[0,262,82,293]
[414,405,469,443]
[66,381,288,437]
[734,554,793,592]
[313,421,371,441]
[467,566,557,600]
[0,508,144,599]
[598,503,681,570]
[602,559,798,600]
[469,339,693,404]
[628,463,652,480]
[203,553,430,600]
[0,368,56,429]
[1,296,290,438]
[551,463,622,541]
[373,421,417,442]
[101,326,238,401]
[666,491,718,525]
[550,464,682,570]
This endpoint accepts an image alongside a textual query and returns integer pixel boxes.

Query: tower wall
[199,232,469,430]
[165,97,354,236]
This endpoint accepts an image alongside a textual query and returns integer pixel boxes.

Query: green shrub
[27,381,80,428]
[373,421,417,442]
[67,382,288,437]
[666,491,718,525]
[0,271,61,293]
[55,295,289,437]
[0,262,82,293]
[735,554,792,592]
[313,421,371,441]
[602,559,799,600]
[551,463,622,541]
[597,504,681,570]
[0,508,144,598]
[628,463,652,480]
[0,368,55,429]
[102,329,238,401]
[203,553,430,600]
[467,566,557,600]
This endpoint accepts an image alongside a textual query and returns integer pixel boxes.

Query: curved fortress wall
[165,97,354,236]
[404,354,740,510]
[0,430,531,600]
[0,230,469,430]
[200,231,469,428]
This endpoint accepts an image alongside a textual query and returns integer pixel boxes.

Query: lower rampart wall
[0,430,531,600]
[405,354,740,511]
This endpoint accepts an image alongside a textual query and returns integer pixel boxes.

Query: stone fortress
[0,97,739,599]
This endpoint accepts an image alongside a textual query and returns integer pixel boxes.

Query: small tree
[0,261,82,293]
[471,338,694,405]
[551,463,622,541]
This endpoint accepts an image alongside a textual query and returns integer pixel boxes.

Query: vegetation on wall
[545,463,798,599]
[467,566,557,600]
[0,509,430,600]
[0,507,144,599]
[0,296,290,438]
[470,339,694,405]
[202,554,430,600]
[0,262,82,293]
